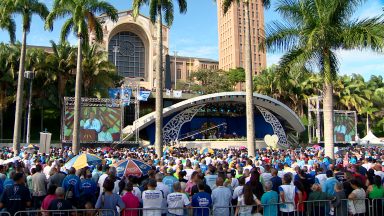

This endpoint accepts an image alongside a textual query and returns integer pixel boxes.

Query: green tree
[360,102,379,135]
[227,67,245,89]
[222,0,270,157]
[81,44,121,97]
[2,0,49,153]
[132,0,187,157]
[265,0,384,158]
[46,0,118,154]
[0,13,16,43]
[190,69,232,94]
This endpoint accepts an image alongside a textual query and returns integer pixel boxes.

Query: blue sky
[0,0,383,80]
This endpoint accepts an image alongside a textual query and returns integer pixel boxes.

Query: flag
[173,90,182,98]
[138,91,151,101]
[166,89,171,96]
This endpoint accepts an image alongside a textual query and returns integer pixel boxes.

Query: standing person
[48,187,73,216]
[367,175,384,215]
[31,164,48,209]
[192,182,212,216]
[333,182,347,216]
[80,173,98,207]
[322,170,339,196]
[95,179,125,216]
[294,181,308,216]
[247,170,264,199]
[348,179,366,216]
[167,182,191,216]
[191,174,212,196]
[0,173,32,215]
[211,177,232,216]
[233,177,245,203]
[41,185,57,213]
[155,173,169,216]
[234,184,261,216]
[62,167,81,207]
[48,167,66,189]
[163,168,178,193]
[279,173,302,216]
[270,168,282,193]
[204,166,218,189]
[92,164,103,183]
[121,182,140,216]
[142,179,164,216]
[261,181,279,216]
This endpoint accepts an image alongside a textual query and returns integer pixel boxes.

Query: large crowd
[0,145,383,216]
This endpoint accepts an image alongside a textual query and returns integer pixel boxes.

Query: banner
[137,91,151,101]
[166,89,171,96]
[173,90,182,98]
[109,88,132,106]
[121,88,132,106]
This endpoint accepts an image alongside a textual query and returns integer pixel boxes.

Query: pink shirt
[41,194,56,210]
[122,192,140,216]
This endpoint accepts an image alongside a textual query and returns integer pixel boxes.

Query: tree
[190,69,232,94]
[222,0,270,157]
[81,44,120,97]
[0,13,16,43]
[360,102,379,135]
[46,0,118,154]
[265,0,384,158]
[46,40,76,107]
[2,0,49,154]
[227,67,245,90]
[132,0,187,157]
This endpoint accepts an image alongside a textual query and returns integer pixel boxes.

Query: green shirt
[369,185,384,199]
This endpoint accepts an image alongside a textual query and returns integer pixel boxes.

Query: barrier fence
[6,198,384,216]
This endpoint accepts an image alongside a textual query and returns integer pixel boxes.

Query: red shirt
[41,194,57,210]
[295,191,307,212]
[122,192,140,216]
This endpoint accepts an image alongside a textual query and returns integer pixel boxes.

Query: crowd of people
[0,145,383,216]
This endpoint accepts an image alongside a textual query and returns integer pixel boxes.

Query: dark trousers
[32,195,45,209]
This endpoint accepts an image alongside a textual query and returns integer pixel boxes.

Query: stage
[179,139,268,149]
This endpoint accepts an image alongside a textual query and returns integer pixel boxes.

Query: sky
[0,0,383,80]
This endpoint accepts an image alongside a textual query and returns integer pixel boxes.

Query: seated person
[98,125,113,142]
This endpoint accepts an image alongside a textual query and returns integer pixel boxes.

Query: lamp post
[174,51,178,89]
[24,70,34,145]
[113,45,120,66]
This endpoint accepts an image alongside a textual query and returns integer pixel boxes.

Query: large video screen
[63,106,122,143]
[333,113,356,143]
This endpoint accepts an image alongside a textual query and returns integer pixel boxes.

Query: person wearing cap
[163,167,178,193]
[48,187,73,215]
[0,173,31,215]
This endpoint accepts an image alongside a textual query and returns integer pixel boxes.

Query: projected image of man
[98,125,113,142]
[83,111,102,132]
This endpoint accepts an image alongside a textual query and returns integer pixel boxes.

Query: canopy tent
[359,130,384,144]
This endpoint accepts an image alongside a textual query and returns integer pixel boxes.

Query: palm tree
[222,0,270,157]
[265,0,384,159]
[46,40,76,107]
[1,0,49,154]
[81,44,120,97]
[0,13,16,43]
[360,102,379,135]
[46,0,118,154]
[132,0,187,157]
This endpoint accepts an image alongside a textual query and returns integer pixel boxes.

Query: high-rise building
[217,0,267,74]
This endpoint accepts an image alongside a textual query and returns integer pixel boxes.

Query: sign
[173,90,182,98]
[137,91,151,101]
[166,89,171,96]
[39,132,52,154]
[109,88,132,106]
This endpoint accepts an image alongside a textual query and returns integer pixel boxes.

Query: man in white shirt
[167,182,190,216]
[155,173,169,215]
[232,176,245,201]
[98,167,109,194]
[142,179,164,216]
[211,177,232,216]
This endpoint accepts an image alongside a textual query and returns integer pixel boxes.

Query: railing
[14,209,116,216]
[214,202,294,216]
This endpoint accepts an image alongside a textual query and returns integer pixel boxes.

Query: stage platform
[179,139,268,149]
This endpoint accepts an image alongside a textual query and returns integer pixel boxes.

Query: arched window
[108,31,145,78]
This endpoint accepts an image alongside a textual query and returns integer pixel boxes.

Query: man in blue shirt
[80,173,98,206]
[270,168,282,193]
[261,181,279,216]
[162,167,178,193]
[83,111,102,132]
[323,170,339,196]
[211,177,232,216]
[62,167,81,207]
[192,182,212,216]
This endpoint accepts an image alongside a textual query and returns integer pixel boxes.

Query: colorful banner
[109,88,132,106]
[137,91,151,101]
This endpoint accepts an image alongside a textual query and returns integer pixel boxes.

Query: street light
[24,70,34,145]
[174,51,178,89]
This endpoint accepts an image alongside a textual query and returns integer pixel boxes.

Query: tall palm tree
[265,0,384,159]
[1,0,49,154]
[132,0,187,157]
[222,0,270,157]
[46,40,76,107]
[0,13,16,44]
[46,0,118,154]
